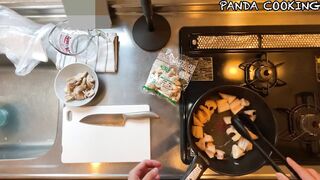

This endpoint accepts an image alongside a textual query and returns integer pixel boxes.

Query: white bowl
[54,63,99,107]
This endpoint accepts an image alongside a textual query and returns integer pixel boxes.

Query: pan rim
[186,85,278,176]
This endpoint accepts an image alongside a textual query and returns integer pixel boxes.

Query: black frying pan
[182,85,277,179]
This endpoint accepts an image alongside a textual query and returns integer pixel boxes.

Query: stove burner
[277,92,320,154]
[239,54,286,96]
[256,66,273,81]
[290,105,320,140]
[301,113,320,136]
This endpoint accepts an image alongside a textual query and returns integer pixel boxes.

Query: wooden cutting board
[61,105,150,163]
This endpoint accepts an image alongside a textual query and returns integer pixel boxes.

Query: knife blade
[79,111,159,126]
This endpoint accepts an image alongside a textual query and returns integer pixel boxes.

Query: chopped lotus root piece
[244,110,257,121]
[219,93,236,104]
[203,133,214,143]
[195,138,206,151]
[240,98,250,107]
[232,144,245,159]
[238,137,253,152]
[217,99,230,113]
[205,143,216,158]
[215,149,225,160]
[223,116,232,125]
[229,99,244,115]
[226,126,242,142]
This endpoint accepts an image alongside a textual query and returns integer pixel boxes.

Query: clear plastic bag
[0,6,54,76]
[143,49,198,104]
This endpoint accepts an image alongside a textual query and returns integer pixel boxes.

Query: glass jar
[48,20,97,57]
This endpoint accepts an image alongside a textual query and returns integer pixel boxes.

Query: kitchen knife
[79,111,159,126]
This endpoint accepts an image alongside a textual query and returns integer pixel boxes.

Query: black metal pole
[132,0,171,51]
[140,0,154,31]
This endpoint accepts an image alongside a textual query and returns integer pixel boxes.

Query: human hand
[276,157,320,180]
[128,160,162,180]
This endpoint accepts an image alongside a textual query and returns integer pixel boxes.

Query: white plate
[54,63,99,107]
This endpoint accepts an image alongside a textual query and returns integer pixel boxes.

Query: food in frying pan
[229,98,250,115]
[199,105,212,122]
[237,137,253,152]
[215,149,225,160]
[229,98,244,115]
[203,133,214,142]
[246,127,258,140]
[217,99,230,113]
[199,105,212,117]
[192,125,203,139]
[244,110,257,121]
[232,144,245,159]
[193,100,217,127]
[205,100,217,113]
[223,116,232,125]
[195,138,206,151]
[226,126,242,142]
[205,143,216,158]
[240,98,250,106]
[219,93,236,104]
[217,93,250,114]
[193,114,204,127]
[192,92,258,160]
[195,133,214,152]
[197,109,210,124]
[64,71,95,101]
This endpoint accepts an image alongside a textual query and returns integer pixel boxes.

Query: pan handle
[181,154,208,180]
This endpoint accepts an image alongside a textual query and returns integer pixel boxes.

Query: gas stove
[179,26,320,165]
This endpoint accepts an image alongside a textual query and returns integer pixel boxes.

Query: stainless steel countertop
[1,10,320,179]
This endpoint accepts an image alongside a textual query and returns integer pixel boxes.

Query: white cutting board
[61,105,150,163]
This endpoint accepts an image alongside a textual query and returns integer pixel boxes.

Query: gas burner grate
[277,92,320,154]
[239,54,286,96]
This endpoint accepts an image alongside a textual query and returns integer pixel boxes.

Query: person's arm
[276,157,320,180]
[128,160,162,180]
